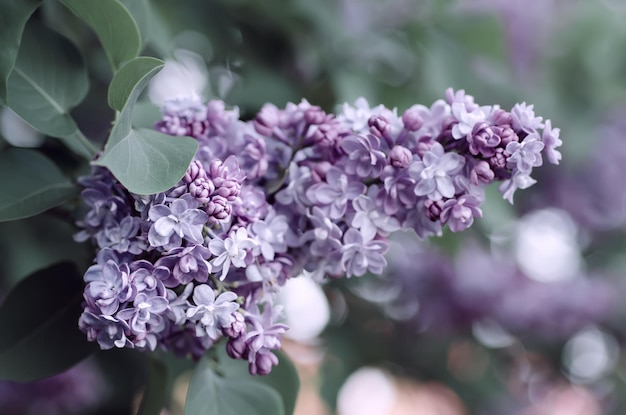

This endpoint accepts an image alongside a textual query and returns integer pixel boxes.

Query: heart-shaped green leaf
[0,149,77,222]
[0,262,96,382]
[6,22,96,159]
[184,357,285,415]
[95,57,197,195]
[60,0,142,71]
[0,0,41,104]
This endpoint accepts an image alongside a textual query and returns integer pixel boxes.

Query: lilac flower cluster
[76,89,560,374]
[0,360,104,415]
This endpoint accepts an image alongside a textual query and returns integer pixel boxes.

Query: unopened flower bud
[389,145,412,168]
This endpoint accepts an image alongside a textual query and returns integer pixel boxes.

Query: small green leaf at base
[108,57,164,112]
[0,149,77,222]
[0,262,96,382]
[185,357,285,415]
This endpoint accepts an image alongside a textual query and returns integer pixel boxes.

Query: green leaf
[108,57,164,112]
[184,357,285,415]
[0,0,41,104]
[138,357,169,415]
[6,22,96,159]
[218,348,300,415]
[0,149,77,222]
[118,0,151,48]
[0,262,96,382]
[60,0,142,71]
[94,57,197,195]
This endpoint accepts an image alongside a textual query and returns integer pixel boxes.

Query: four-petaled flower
[148,198,208,249]
[209,227,258,279]
[186,285,240,340]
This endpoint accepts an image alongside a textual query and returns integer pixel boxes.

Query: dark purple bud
[424,199,443,221]
[489,148,507,170]
[250,350,279,376]
[226,337,248,359]
[402,108,423,131]
[368,115,393,146]
[499,126,518,147]
[223,312,246,338]
[470,160,495,185]
[312,124,339,148]
[206,196,231,223]
[415,136,434,158]
[389,145,412,169]
[189,178,216,203]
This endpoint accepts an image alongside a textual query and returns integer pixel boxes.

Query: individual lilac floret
[505,134,544,173]
[244,305,288,376]
[249,212,289,261]
[306,166,367,220]
[511,102,544,133]
[339,134,387,178]
[186,285,240,340]
[95,216,143,254]
[541,119,562,164]
[117,293,169,350]
[408,142,465,201]
[499,171,537,204]
[440,194,483,232]
[351,194,400,240]
[129,260,168,297]
[148,198,208,249]
[451,102,486,139]
[209,227,258,279]
[340,228,389,277]
[156,244,212,286]
[79,312,132,350]
[84,260,134,315]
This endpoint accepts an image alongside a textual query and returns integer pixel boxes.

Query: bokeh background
[2,0,626,414]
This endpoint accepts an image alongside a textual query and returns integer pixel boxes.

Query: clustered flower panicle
[76,89,561,375]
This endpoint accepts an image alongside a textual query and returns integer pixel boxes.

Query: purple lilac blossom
[76,88,561,374]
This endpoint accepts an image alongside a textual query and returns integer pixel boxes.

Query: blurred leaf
[138,357,168,415]
[0,149,76,222]
[0,0,40,104]
[184,357,284,415]
[108,57,164,112]
[60,0,141,71]
[118,0,152,49]
[0,262,95,382]
[6,22,96,159]
[95,57,197,194]
[218,348,300,415]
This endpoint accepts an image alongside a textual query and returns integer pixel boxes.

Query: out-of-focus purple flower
[186,285,239,340]
[209,227,258,279]
[148,198,208,249]
[0,360,105,415]
[408,142,465,200]
[388,145,413,168]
